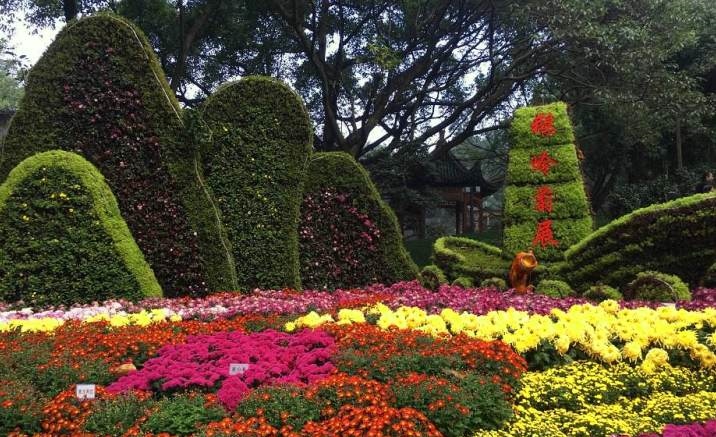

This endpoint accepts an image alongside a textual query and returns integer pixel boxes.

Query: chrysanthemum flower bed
[1,282,715,436]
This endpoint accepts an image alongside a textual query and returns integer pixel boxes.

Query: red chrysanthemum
[532,219,559,248]
[530,151,558,176]
[530,112,557,137]
[534,186,554,213]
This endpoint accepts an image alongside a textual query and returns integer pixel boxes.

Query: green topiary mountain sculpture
[299,152,418,289]
[503,102,593,261]
[0,13,223,296]
[201,76,313,291]
[0,151,162,306]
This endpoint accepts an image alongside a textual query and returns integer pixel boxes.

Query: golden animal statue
[509,250,538,294]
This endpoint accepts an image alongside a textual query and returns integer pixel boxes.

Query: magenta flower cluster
[107,329,335,410]
[638,420,716,437]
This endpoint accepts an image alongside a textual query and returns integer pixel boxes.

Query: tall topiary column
[503,102,593,261]
[201,77,313,291]
[0,14,221,296]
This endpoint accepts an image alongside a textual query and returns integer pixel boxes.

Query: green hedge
[561,192,716,289]
[432,236,512,283]
[299,152,418,289]
[503,102,592,262]
[624,271,691,302]
[510,102,575,149]
[0,13,219,296]
[201,76,313,291]
[419,265,447,290]
[504,181,590,223]
[0,151,161,305]
[535,279,574,298]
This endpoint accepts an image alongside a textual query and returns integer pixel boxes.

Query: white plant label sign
[229,363,249,375]
[76,384,96,400]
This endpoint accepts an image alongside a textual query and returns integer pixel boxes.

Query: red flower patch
[534,186,554,213]
[530,112,557,137]
[532,219,559,248]
[530,151,558,176]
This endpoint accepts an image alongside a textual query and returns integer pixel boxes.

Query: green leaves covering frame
[0,150,162,300]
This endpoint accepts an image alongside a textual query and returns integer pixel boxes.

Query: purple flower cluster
[107,329,335,410]
[0,288,388,322]
[3,282,714,324]
[374,282,590,315]
[680,287,716,310]
[372,282,716,315]
[638,420,716,437]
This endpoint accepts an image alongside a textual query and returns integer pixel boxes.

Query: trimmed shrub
[703,261,716,287]
[299,152,418,289]
[481,277,508,291]
[451,276,475,288]
[562,192,716,290]
[624,271,691,302]
[0,151,161,306]
[535,279,574,298]
[140,394,225,436]
[583,284,623,302]
[201,77,312,291]
[419,265,446,291]
[0,14,212,296]
[432,236,512,283]
[503,102,593,261]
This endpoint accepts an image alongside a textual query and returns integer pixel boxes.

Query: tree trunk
[63,0,78,22]
[675,116,683,170]
[170,1,219,92]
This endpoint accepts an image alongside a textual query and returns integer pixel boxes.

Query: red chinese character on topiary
[534,186,553,213]
[530,112,557,137]
[532,219,559,248]
[530,151,558,176]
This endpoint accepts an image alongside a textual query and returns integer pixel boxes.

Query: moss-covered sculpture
[0,14,224,296]
[299,152,418,289]
[503,102,593,260]
[0,151,161,305]
[560,192,716,290]
[431,103,715,292]
[201,77,313,291]
[431,236,510,284]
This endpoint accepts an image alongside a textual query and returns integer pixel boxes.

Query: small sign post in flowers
[503,102,593,261]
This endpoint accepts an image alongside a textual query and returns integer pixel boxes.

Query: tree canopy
[2,0,714,217]
[0,38,24,110]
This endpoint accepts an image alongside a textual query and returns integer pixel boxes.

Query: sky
[6,18,60,66]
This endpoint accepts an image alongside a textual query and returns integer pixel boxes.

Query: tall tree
[269,0,551,158]
[0,38,25,110]
[536,0,716,212]
[2,0,713,165]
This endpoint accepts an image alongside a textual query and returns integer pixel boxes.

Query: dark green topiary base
[299,152,418,289]
[432,236,513,283]
[561,192,716,290]
[0,151,161,306]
